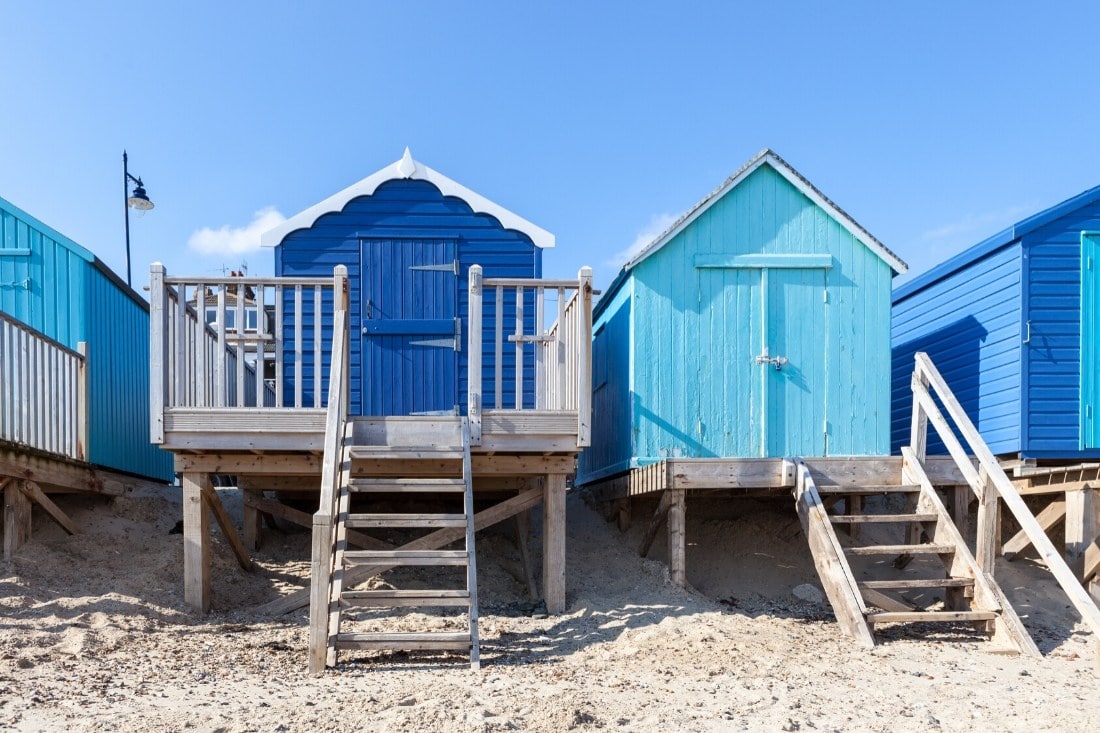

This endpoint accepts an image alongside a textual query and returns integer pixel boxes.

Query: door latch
[755,349,789,371]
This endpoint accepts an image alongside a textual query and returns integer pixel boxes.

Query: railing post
[576,266,593,447]
[334,265,349,409]
[468,265,483,445]
[149,263,167,444]
[909,357,929,462]
[974,465,998,572]
[77,342,89,461]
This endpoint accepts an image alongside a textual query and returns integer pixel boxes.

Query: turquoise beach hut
[577,149,907,485]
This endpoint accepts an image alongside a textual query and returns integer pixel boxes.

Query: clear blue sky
[2,2,1098,290]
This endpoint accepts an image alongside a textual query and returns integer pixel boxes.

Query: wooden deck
[149,264,594,617]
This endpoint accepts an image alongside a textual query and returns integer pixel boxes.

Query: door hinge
[823,418,828,436]
[823,289,828,303]
[409,260,459,275]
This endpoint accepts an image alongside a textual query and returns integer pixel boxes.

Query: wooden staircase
[796,450,1038,655]
[310,416,480,671]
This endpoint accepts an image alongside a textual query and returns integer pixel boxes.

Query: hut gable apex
[260,148,555,248]
[622,149,907,275]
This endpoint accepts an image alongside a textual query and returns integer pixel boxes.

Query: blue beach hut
[260,149,553,416]
[0,194,173,482]
[577,149,907,485]
[892,184,1100,461]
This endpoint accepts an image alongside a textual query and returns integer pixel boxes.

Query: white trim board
[623,149,907,275]
[261,148,555,249]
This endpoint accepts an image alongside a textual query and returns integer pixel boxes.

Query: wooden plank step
[340,589,470,608]
[859,578,974,590]
[846,543,956,556]
[816,484,921,495]
[830,513,938,524]
[348,478,466,493]
[335,632,472,651]
[347,446,464,461]
[343,549,469,566]
[867,610,997,624]
[347,513,468,529]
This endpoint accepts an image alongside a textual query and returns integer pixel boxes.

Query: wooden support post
[4,480,32,560]
[242,488,263,551]
[1066,487,1099,578]
[182,472,211,613]
[667,489,686,588]
[975,467,998,574]
[1002,498,1066,560]
[467,265,483,445]
[616,498,631,532]
[542,473,567,614]
[846,495,862,540]
[515,510,538,601]
[952,486,970,540]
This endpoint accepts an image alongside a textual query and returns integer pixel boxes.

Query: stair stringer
[901,448,1040,657]
[460,418,481,669]
[793,459,876,649]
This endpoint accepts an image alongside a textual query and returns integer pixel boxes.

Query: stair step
[347,513,468,529]
[859,578,974,590]
[335,632,472,651]
[344,549,469,567]
[348,478,466,493]
[830,513,938,524]
[340,589,470,608]
[347,446,464,461]
[846,543,956,556]
[866,610,997,624]
[816,484,921,495]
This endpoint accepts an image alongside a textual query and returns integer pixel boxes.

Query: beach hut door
[1082,233,1100,448]
[361,238,459,416]
[759,268,828,457]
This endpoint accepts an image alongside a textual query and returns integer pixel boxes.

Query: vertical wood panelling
[579,163,895,484]
[274,179,540,417]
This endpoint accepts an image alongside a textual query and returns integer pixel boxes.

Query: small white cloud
[187,207,286,255]
[609,212,678,268]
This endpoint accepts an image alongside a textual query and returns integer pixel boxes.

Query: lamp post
[123,150,154,288]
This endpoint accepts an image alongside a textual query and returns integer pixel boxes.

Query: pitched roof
[621,148,907,274]
[260,148,555,248]
[893,182,1100,302]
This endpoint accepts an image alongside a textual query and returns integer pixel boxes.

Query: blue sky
[2,2,1098,290]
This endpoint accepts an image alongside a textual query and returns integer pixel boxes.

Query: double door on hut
[360,237,460,416]
[695,257,829,457]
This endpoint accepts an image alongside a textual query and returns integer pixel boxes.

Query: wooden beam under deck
[175,451,576,477]
[1,441,168,497]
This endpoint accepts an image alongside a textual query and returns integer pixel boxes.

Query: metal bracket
[755,348,789,371]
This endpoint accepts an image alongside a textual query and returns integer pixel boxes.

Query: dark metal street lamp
[123,150,154,287]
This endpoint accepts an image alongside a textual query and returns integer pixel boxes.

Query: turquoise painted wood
[0,195,173,482]
[1083,232,1099,449]
[578,154,899,485]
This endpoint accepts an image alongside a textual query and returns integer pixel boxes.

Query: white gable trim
[623,149,906,274]
[260,148,555,248]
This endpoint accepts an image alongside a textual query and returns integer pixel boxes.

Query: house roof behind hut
[260,147,555,249]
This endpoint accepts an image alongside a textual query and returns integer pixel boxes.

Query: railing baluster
[556,287,565,410]
[495,285,503,410]
[235,281,246,407]
[314,285,322,408]
[275,285,284,408]
[294,284,303,408]
[216,286,227,408]
[195,283,207,407]
[515,285,524,410]
[174,283,187,407]
[255,283,265,407]
[536,286,545,409]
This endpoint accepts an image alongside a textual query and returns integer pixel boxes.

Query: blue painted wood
[578,162,895,485]
[0,195,173,482]
[274,178,541,416]
[892,190,1100,460]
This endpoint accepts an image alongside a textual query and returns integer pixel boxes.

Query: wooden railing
[467,266,593,446]
[149,264,342,440]
[909,351,1100,639]
[0,311,86,461]
[308,266,350,673]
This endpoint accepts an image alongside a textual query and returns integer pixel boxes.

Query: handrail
[0,313,87,461]
[308,265,349,673]
[910,351,1100,639]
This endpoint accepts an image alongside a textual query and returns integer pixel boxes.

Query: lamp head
[127,181,154,211]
